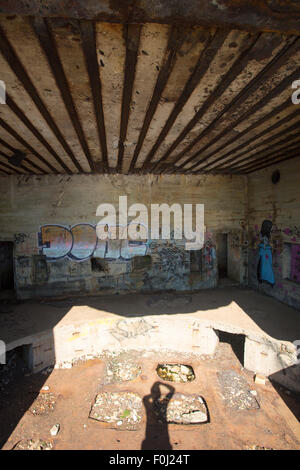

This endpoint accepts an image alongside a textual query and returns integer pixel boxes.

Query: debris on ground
[156,364,195,383]
[13,439,53,450]
[54,362,72,370]
[246,444,273,450]
[89,392,143,430]
[218,370,260,410]
[254,373,267,385]
[29,393,56,416]
[50,424,60,436]
[104,351,142,383]
[154,392,208,424]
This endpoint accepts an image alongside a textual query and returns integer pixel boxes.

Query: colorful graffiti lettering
[38,223,149,261]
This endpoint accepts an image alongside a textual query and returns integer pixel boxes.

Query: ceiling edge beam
[117,24,141,173]
[32,16,95,172]
[1,1,300,35]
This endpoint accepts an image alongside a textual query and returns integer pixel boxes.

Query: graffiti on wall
[291,244,300,284]
[14,233,29,245]
[203,238,216,272]
[255,224,300,242]
[109,318,156,342]
[38,223,149,261]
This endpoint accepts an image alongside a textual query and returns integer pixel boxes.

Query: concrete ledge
[1,288,300,391]
[5,313,299,392]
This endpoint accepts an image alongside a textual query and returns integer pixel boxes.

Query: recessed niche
[283,242,300,284]
[156,364,195,383]
[271,170,280,184]
[91,258,107,272]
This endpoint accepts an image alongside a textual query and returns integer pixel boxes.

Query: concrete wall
[248,159,300,310]
[0,173,247,299]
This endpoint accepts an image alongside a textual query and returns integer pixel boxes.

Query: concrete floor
[0,286,300,449]
[1,287,300,346]
[0,343,299,450]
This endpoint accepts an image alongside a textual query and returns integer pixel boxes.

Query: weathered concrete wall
[248,159,300,310]
[0,174,246,299]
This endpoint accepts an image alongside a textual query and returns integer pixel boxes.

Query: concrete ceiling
[0,7,300,175]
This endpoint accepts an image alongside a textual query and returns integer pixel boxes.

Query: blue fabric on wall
[258,243,275,286]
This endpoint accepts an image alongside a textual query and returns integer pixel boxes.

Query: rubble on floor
[218,370,260,410]
[254,373,267,385]
[104,351,142,384]
[154,392,208,424]
[156,364,195,383]
[89,391,143,430]
[29,393,56,416]
[50,424,60,436]
[13,439,53,450]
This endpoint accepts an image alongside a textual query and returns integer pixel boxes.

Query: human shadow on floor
[141,381,174,450]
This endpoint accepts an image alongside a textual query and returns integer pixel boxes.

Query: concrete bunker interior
[0,0,300,450]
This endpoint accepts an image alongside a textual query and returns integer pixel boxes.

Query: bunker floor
[0,344,299,450]
[1,286,300,346]
[0,286,300,449]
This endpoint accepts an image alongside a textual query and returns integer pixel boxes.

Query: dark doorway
[217,331,245,367]
[0,242,14,295]
[217,233,228,279]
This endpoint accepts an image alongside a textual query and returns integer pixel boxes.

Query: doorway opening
[217,330,245,367]
[217,233,228,279]
[0,241,14,300]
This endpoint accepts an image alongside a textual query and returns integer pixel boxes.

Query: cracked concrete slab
[217,370,260,410]
[89,391,143,431]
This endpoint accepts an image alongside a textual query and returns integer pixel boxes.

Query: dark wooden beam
[6,94,72,173]
[32,17,95,172]
[0,117,55,174]
[0,23,83,172]
[151,32,261,171]
[0,164,10,175]
[245,153,300,174]
[200,99,296,171]
[79,20,108,171]
[232,140,300,173]
[141,29,228,173]
[117,24,141,172]
[0,153,24,174]
[185,64,300,172]
[129,25,187,172]
[219,120,300,171]
[0,144,39,173]
[1,1,300,35]
[175,36,300,171]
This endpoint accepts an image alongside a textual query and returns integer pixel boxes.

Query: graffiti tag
[38,223,148,261]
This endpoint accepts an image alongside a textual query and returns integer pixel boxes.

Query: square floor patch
[89,392,143,430]
[217,370,260,410]
[155,393,208,424]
